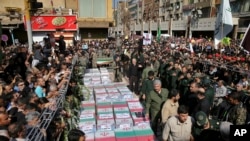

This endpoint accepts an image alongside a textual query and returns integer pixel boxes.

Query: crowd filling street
[0,34,249,141]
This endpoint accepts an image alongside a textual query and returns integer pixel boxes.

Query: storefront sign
[24,15,77,31]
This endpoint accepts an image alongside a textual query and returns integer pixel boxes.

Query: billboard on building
[24,15,77,31]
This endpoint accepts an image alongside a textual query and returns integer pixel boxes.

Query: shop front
[172,20,187,37]
[24,15,77,46]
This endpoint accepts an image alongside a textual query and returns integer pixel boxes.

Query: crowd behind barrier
[0,35,249,141]
[26,59,74,141]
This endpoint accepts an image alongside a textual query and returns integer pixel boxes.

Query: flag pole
[221,0,224,48]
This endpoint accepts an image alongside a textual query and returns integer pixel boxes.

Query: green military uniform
[165,65,173,89]
[141,79,155,96]
[140,78,155,108]
[145,88,169,134]
[152,60,160,76]
[192,111,221,140]
[142,66,154,81]
[178,77,193,105]
[202,77,215,106]
[168,68,180,91]
[205,86,215,106]
[159,61,167,87]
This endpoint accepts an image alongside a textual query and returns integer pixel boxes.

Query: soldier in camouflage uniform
[62,86,80,141]
[225,92,247,125]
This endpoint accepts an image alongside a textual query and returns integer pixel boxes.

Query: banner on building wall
[143,33,152,45]
[24,15,77,31]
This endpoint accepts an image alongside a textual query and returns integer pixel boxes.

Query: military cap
[195,111,208,126]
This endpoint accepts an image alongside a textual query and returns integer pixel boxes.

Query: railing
[26,58,77,141]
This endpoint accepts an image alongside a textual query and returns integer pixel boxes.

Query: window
[78,0,106,18]
[242,0,250,12]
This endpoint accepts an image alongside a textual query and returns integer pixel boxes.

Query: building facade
[77,0,113,39]
[113,0,250,39]
[0,0,114,45]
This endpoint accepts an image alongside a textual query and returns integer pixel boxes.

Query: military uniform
[140,78,155,108]
[178,76,193,105]
[227,102,247,125]
[192,111,221,141]
[158,61,167,87]
[152,60,160,76]
[142,66,154,81]
[145,88,169,134]
[168,68,180,91]
[205,86,215,106]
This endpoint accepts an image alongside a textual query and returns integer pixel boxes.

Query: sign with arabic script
[24,15,77,31]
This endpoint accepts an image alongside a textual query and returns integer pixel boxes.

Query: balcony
[128,3,137,9]
[170,0,176,3]
[182,4,195,11]
[129,10,136,15]
[195,1,211,8]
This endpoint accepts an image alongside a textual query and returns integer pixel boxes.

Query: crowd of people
[101,36,250,141]
[0,34,249,141]
[0,35,90,141]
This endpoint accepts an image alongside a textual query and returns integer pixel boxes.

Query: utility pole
[24,0,43,53]
[141,0,144,36]
[24,0,33,53]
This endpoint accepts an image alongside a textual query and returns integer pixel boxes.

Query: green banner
[157,26,161,42]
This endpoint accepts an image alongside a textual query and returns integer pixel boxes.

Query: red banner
[24,15,77,31]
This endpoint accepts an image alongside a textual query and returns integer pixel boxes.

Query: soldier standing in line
[140,71,156,108]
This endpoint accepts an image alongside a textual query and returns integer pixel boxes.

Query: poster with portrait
[143,33,152,45]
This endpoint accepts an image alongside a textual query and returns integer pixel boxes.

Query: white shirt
[215,85,227,97]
